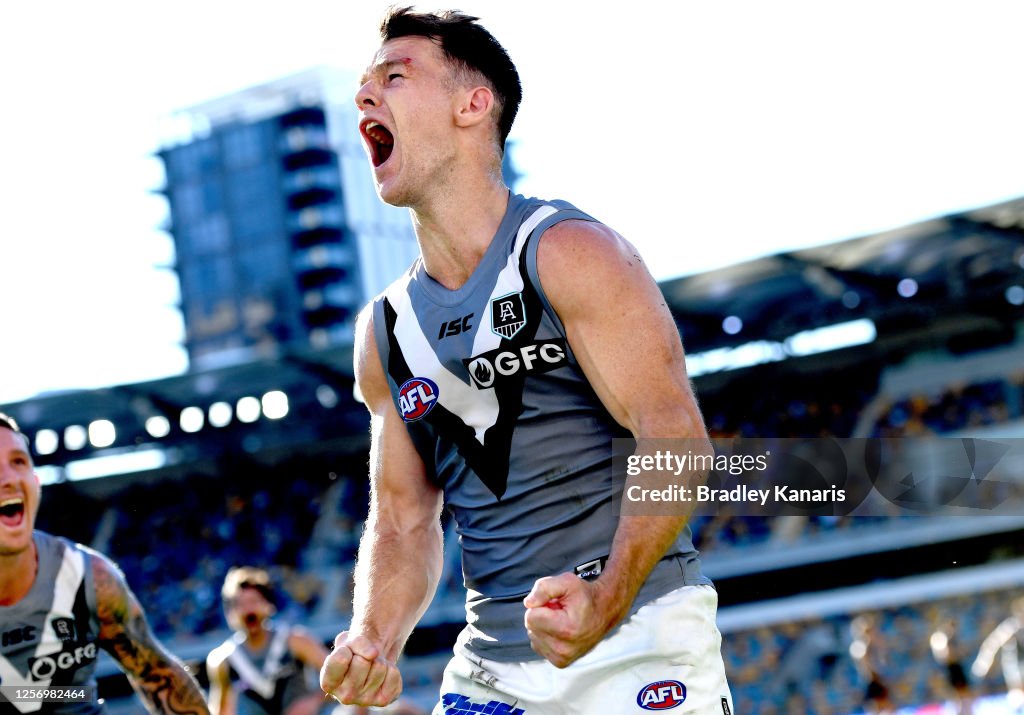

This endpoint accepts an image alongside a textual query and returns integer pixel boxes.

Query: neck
[0,539,38,607]
[410,168,510,291]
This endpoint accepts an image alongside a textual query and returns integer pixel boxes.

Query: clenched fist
[523,573,622,668]
[320,632,402,707]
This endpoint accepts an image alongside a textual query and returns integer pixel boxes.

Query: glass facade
[159,71,518,372]
[161,104,365,369]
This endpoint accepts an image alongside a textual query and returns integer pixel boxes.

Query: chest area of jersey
[393,293,568,424]
[0,610,98,685]
[0,546,98,702]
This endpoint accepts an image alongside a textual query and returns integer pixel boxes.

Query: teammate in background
[850,614,895,715]
[207,567,329,715]
[320,8,732,714]
[0,412,209,715]
[972,596,1024,707]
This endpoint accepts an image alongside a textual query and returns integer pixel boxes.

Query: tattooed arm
[92,552,210,715]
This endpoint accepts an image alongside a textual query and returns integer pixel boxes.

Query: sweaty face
[0,429,39,557]
[355,36,460,207]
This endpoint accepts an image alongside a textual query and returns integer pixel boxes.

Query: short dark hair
[0,412,30,454]
[381,6,522,152]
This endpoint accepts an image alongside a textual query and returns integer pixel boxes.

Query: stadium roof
[1,344,362,472]
[661,197,1024,354]
[3,198,1023,470]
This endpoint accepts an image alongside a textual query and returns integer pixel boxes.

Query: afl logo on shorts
[398,377,439,422]
[637,680,687,710]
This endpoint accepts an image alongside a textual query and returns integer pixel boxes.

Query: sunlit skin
[0,425,210,713]
[356,41,463,209]
[354,36,509,291]
[0,427,40,605]
[323,20,709,711]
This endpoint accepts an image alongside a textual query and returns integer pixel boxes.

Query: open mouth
[243,613,260,627]
[0,497,25,528]
[362,120,395,167]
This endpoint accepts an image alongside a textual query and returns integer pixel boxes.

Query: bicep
[356,308,443,531]
[537,221,704,439]
[94,554,162,668]
[92,554,208,713]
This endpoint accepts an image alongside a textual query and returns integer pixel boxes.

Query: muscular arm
[93,554,210,715]
[524,220,709,667]
[321,307,444,706]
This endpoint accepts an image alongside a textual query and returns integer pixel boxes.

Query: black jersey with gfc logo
[372,193,710,662]
[0,531,103,715]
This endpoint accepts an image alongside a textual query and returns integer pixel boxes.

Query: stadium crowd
[724,587,1022,714]
[25,353,1024,713]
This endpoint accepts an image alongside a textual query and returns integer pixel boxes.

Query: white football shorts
[431,584,734,715]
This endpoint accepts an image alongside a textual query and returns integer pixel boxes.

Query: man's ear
[454,85,495,128]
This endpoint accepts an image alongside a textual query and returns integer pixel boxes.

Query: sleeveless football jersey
[0,531,103,715]
[372,193,709,661]
[217,625,312,715]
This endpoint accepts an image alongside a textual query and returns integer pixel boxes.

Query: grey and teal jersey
[372,192,709,661]
[0,531,103,715]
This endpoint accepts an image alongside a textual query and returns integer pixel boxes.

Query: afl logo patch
[398,377,439,422]
[490,292,526,340]
[637,680,687,710]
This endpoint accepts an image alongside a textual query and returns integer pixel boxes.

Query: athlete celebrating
[206,567,328,715]
[320,8,733,714]
[0,412,209,715]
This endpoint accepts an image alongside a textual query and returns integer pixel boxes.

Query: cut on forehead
[370,36,435,62]
[362,35,480,88]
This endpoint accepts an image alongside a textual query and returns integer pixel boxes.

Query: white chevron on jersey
[387,205,557,445]
[472,204,557,356]
[0,545,87,714]
[388,274,498,444]
[225,626,291,700]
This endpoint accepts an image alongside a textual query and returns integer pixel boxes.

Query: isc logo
[398,377,439,422]
[2,625,37,647]
[637,680,687,710]
[438,313,473,339]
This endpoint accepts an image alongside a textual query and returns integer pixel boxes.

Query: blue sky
[3,1,1024,404]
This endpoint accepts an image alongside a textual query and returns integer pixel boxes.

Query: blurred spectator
[972,596,1024,706]
[850,614,895,714]
[930,618,975,714]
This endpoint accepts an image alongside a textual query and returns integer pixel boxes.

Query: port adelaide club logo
[490,292,526,339]
[463,291,568,388]
[398,377,439,422]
